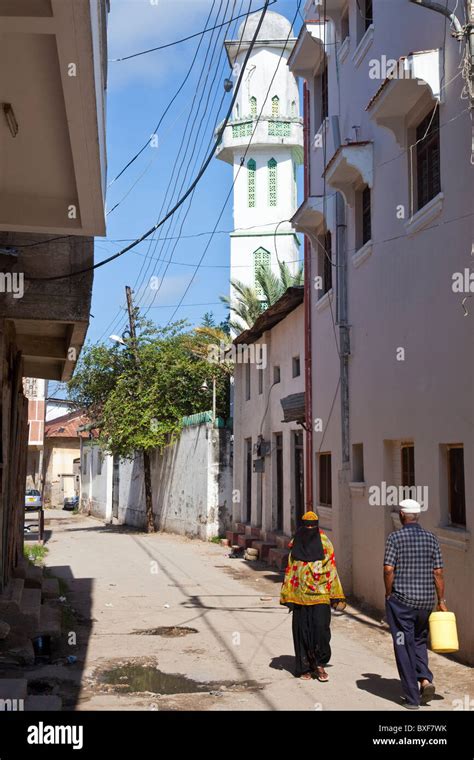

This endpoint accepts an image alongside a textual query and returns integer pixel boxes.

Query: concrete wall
[80,440,113,522]
[81,423,233,540]
[294,0,474,662]
[233,302,305,536]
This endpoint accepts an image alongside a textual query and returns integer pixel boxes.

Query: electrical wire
[28,1,271,287]
[164,0,302,325]
[109,2,275,61]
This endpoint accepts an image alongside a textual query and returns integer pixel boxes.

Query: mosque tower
[215,10,303,300]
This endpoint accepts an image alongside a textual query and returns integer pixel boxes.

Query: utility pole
[125,286,155,533]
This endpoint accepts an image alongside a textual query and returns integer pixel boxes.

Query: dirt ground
[21,511,473,712]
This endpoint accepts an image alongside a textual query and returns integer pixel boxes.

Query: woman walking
[280,511,346,681]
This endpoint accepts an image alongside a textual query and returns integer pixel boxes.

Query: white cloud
[107,0,222,89]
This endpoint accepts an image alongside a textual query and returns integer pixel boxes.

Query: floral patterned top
[280,531,346,608]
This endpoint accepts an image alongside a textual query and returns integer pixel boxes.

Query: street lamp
[109,334,126,345]
[201,378,216,425]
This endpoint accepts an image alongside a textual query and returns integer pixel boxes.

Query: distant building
[215,10,303,298]
[24,378,47,490]
[43,412,89,509]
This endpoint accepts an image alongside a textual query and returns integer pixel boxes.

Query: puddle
[132,626,198,638]
[99,665,216,694]
[97,663,263,696]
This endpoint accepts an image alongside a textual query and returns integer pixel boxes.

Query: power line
[165,0,302,325]
[109,1,275,61]
[28,0,271,285]
[141,0,252,315]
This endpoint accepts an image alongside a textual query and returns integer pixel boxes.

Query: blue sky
[89,0,302,344]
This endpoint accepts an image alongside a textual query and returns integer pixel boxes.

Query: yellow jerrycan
[429,611,459,653]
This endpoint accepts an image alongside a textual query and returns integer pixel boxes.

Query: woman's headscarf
[291,511,324,562]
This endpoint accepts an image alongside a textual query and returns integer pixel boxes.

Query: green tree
[68,321,230,527]
[221,260,304,333]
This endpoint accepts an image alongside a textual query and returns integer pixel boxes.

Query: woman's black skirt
[292,602,331,676]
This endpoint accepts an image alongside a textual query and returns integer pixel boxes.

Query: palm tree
[221,260,304,333]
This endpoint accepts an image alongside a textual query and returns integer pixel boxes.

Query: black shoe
[420,682,436,705]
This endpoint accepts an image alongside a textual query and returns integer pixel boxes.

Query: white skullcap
[399,499,421,514]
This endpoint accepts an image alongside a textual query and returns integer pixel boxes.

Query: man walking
[383,498,446,709]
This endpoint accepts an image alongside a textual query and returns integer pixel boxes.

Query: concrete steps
[37,604,62,640]
[226,530,243,546]
[13,557,43,589]
[0,632,35,666]
[251,541,276,561]
[268,547,289,571]
[41,577,60,600]
[236,534,254,549]
[244,525,261,538]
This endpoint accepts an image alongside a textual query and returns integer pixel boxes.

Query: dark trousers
[385,595,433,706]
[292,603,331,677]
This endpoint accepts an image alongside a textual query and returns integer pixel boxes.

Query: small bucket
[429,611,459,653]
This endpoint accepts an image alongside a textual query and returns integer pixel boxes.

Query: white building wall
[294,0,474,662]
[233,303,305,536]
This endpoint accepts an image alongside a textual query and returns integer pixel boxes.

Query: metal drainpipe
[303,81,314,510]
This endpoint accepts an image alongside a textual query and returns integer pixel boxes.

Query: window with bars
[401,444,415,488]
[362,186,372,245]
[416,109,441,210]
[321,63,328,122]
[365,0,373,31]
[448,446,466,527]
[322,230,332,294]
[247,159,256,207]
[268,158,277,206]
[232,121,253,138]
[250,96,257,116]
[254,247,270,296]
[271,95,279,116]
[268,121,291,137]
[319,452,332,507]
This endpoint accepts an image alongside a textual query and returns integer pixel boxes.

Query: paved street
[30,511,472,712]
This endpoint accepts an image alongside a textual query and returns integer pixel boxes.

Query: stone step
[226,530,244,545]
[37,604,62,640]
[244,525,261,538]
[20,588,42,629]
[0,678,28,701]
[42,577,60,600]
[236,534,254,549]
[13,557,43,589]
[235,522,248,533]
[275,534,292,549]
[0,578,24,618]
[251,541,276,561]
[25,695,62,712]
[0,633,35,666]
[267,547,289,571]
[8,578,25,607]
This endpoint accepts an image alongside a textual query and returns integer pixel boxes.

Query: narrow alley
[19,512,471,712]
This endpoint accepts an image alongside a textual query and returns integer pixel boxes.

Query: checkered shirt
[384,523,444,610]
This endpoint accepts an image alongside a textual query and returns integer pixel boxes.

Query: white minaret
[216,11,303,300]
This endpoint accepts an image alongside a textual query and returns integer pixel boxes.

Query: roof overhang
[280,392,305,424]
[0,0,107,236]
[291,196,326,234]
[367,50,442,148]
[324,142,373,206]
[287,22,328,78]
[234,286,304,345]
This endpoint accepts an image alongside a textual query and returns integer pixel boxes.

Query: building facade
[215,10,303,294]
[0,0,108,589]
[231,287,305,563]
[290,0,473,662]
